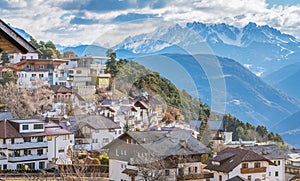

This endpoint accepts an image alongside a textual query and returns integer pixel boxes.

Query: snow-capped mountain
[10,25,31,41]
[115,22,300,76]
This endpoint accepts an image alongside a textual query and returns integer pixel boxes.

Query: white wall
[109,159,131,181]
[18,71,49,88]
[267,159,285,181]
[9,52,38,64]
[88,128,122,150]
[47,134,74,162]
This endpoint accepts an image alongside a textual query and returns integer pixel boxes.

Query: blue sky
[1,0,300,46]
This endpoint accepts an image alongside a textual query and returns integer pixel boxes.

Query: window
[39,74,44,78]
[58,148,64,153]
[76,70,82,74]
[278,160,280,165]
[24,137,31,142]
[219,175,222,181]
[3,139,5,144]
[269,172,271,176]
[165,169,170,176]
[24,149,31,155]
[39,65,44,69]
[34,124,43,129]
[3,164,7,170]
[39,162,45,169]
[275,171,279,177]
[21,56,26,60]
[31,73,36,77]
[242,163,248,168]
[247,175,251,180]
[119,130,122,134]
[103,138,109,143]
[37,149,43,155]
[195,166,198,173]
[37,136,43,142]
[22,125,29,130]
[92,139,98,143]
[17,164,24,169]
[254,162,261,168]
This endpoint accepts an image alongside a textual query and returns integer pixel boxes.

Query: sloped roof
[50,85,72,94]
[0,120,22,138]
[226,176,247,181]
[0,19,37,54]
[75,115,121,130]
[243,144,291,160]
[103,130,210,162]
[205,147,275,173]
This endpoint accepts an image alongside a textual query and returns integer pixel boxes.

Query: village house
[13,59,68,88]
[286,151,300,175]
[204,147,277,181]
[68,115,122,151]
[103,130,213,181]
[7,52,39,64]
[57,56,110,96]
[243,144,288,181]
[0,119,74,170]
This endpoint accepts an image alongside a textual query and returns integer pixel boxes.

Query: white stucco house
[68,115,122,150]
[204,147,278,181]
[243,144,288,181]
[0,119,74,170]
[102,130,213,181]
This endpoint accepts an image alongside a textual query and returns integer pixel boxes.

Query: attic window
[229,159,234,163]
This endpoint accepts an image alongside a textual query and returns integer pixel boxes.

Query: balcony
[240,167,266,174]
[177,172,214,180]
[7,141,48,150]
[0,144,7,149]
[0,155,7,160]
[8,154,48,162]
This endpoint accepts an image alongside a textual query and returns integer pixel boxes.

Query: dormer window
[22,124,29,130]
[39,65,44,70]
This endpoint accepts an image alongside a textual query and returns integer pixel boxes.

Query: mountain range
[11,22,300,147]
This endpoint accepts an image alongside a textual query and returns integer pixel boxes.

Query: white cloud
[1,0,300,46]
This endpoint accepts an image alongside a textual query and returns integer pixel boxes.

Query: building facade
[0,119,74,170]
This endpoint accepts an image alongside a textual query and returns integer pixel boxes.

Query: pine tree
[1,51,9,65]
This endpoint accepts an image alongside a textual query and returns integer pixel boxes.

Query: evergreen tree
[1,52,9,65]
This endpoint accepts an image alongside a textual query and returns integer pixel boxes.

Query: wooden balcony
[240,167,266,174]
[176,172,214,181]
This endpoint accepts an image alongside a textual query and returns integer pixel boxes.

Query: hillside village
[1,19,300,181]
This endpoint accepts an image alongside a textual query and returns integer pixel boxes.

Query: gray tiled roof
[103,130,210,163]
[75,115,121,130]
[243,144,291,160]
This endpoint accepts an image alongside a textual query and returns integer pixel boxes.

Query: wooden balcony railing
[240,167,266,174]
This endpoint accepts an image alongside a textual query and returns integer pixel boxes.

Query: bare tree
[0,80,54,118]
